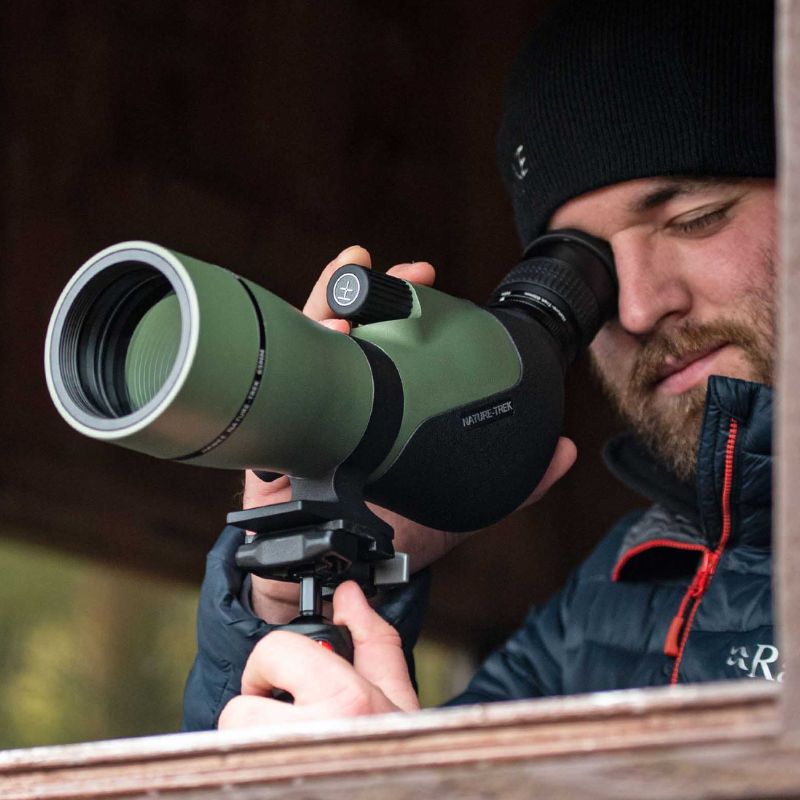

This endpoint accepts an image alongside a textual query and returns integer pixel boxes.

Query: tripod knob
[280,616,354,663]
[327,264,413,325]
[268,616,355,704]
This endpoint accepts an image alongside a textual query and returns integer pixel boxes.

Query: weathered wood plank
[777,0,800,736]
[0,682,780,799]
[145,739,800,800]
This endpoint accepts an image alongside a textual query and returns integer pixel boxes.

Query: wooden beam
[0,682,780,799]
[777,0,800,734]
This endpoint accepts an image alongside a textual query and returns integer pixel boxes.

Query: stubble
[591,251,775,482]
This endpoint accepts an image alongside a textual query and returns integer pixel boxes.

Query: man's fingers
[331,582,400,648]
[332,582,420,712]
[242,470,291,510]
[303,245,372,320]
[218,694,299,729]
[319,318,352,334]
[219,691,359,728]
[523,436,578,507]
[386,261,436,287]
[241,630,369,708]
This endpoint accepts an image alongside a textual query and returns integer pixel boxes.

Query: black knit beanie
[497,0,776,253]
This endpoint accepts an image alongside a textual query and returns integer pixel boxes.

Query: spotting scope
[44,233,615,533]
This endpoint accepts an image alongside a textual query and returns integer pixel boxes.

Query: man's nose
[610,232,692,336]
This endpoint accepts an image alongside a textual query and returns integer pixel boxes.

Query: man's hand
[243,245,577,625]
[218,580,419,727]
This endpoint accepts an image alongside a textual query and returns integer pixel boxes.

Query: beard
[590,260,775,483]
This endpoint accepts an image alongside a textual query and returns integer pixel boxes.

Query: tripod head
[227,464,409,662]
[229,494,408,600]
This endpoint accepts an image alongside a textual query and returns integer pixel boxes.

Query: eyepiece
[489,228,617,362]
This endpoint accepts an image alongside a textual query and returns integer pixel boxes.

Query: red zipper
[665,418,739,683]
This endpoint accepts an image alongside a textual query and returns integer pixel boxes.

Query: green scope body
[45,237,616,532]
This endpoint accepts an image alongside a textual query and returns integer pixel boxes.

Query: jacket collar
[605,376,773,568]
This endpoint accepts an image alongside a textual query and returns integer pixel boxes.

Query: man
[182,0,777,730]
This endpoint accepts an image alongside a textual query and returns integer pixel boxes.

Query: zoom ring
[493,257,601,348]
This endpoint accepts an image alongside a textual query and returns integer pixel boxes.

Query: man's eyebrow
[627,179,737,214]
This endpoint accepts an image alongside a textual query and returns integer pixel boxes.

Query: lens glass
[57,264,182,419]
[124,292,181,411]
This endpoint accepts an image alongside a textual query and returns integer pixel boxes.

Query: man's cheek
[588,329,630,391]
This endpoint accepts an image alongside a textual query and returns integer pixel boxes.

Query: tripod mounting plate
[229,499,391,545]
[228,499,408,594]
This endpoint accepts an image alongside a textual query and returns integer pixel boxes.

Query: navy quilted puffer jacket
[182,376,774,730]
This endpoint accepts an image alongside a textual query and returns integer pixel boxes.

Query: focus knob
[327,265,413,325]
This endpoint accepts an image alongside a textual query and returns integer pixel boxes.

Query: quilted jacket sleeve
[181,526,430,731]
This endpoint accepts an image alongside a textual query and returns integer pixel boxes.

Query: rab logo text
[726,644,784,682]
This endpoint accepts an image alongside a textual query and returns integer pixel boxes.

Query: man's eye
[671,204,733,236]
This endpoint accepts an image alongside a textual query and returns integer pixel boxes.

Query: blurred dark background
[0,0,643,745]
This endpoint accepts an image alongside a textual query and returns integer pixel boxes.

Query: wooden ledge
[0,682,782,799]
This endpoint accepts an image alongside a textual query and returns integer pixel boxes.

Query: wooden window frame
[1,2,798,796]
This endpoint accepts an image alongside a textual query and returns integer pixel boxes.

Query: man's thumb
[332,582,419,711]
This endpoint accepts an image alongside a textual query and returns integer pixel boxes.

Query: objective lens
[125,293,181,411]
[59,265,176,418]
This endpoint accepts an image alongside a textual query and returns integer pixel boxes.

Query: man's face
[548,177,776,481]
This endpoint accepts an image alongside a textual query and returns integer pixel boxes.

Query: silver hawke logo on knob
[332,273,361,306]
